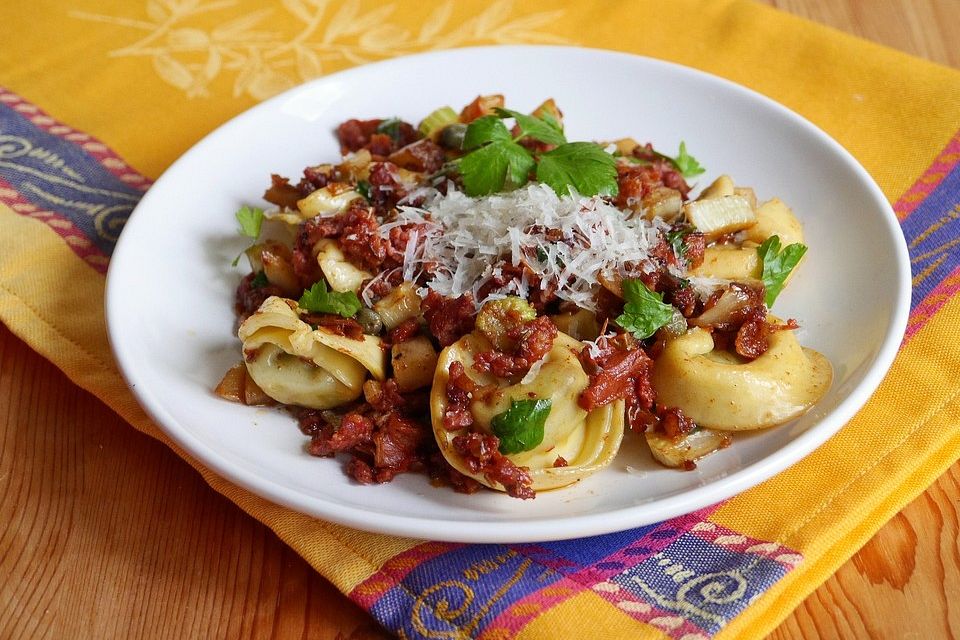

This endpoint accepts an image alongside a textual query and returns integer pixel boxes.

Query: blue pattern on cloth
[363,514,796,640]
[0,99,143,255]
[900,162,960,308]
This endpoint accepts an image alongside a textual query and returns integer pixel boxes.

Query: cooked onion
[688,283,759,328]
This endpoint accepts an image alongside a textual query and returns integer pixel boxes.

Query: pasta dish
[216,96,832,499]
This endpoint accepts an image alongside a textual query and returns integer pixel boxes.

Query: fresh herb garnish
[356,180,371,200]
[491,398,552,455]
[536,142,618,197]
[757,235,807,306]
[250,270,269,289]
[459,139,535,196]
[298,281,363,318]
[536,110,563,134]
[462,115,513,150]
[616,278,675,339]
[495,108,567,146]
[376,117,403,143]
[236,205,264,238]
[670,141,706,179]
[625,141,706,180]
[457,109,617,198]
[232,205,265,266]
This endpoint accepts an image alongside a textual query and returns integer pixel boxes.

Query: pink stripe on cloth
[450,506,749,640]
[905,265,960,341]
[0,176,111,274]
[686,521,803,570]
[894,129,960,220]
[350,541,464,610]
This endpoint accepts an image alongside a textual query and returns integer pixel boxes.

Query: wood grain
[766,0,959,69]
[1,2,958,639]
[0,324,388,640]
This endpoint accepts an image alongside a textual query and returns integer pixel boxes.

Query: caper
[439,123,467,150]
[356,307,383,335]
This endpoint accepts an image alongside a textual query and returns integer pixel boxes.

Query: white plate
[106,46,910,543]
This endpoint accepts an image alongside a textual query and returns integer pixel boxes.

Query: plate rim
[106,44,911,543]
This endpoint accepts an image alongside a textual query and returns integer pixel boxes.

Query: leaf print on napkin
[71,0,569,101]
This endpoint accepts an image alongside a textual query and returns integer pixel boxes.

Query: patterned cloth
[1,2,958,638]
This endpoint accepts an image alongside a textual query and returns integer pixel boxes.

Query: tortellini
[688,243,761,281]
[238,296,385,409]
[296,185,363,219]
[744,197,805,247]
[314,239,372,293]
[373,282,422,330]
[431,331,624,492]
[651,325,832,431]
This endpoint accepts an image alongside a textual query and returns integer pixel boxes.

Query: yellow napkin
[2,1,959,638]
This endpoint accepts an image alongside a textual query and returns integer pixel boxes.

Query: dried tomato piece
[389,139,446,173]
[682,232,706,269]
[364,379,407,415]
[336,118,381,153]
[734,317,769,360]
[473,316,557,378]
[659,406,697,440]
[451,431,534,499]
[427,451,483,494]
[422,291,476,346]
[308,413,374,457]
[372,414,428,481]
[614,163,661,209]
[297,165,334,196]
[367,161,408,208]
[235,272,284,321]
[631,143,692,197]
[308,315,365,341]
[578,345,652,412]
[340,205,388,271]
[443,361,476,431]
[388,318,420,344]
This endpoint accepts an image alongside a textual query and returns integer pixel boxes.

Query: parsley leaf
[757,235,807,306]
[462,115,512,150]
[670,141,706,179]
[629,142,706,179]
[236,205,264,239]
[536,142,618,197]
[376,117,403,143]
[495,108,567,146]
[537,110,564,133]
[616,279,675,339]
[491,398,552,455]
[232,205,265,266]
[459,140,535,196]
[298,281,363,318]
[458,107,615,197]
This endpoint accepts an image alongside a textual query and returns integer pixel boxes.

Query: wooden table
[2,2,957,638]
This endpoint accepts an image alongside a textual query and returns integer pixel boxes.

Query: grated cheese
[685,275,731,301]
[383,183,672,311]
[581,332,618,359]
